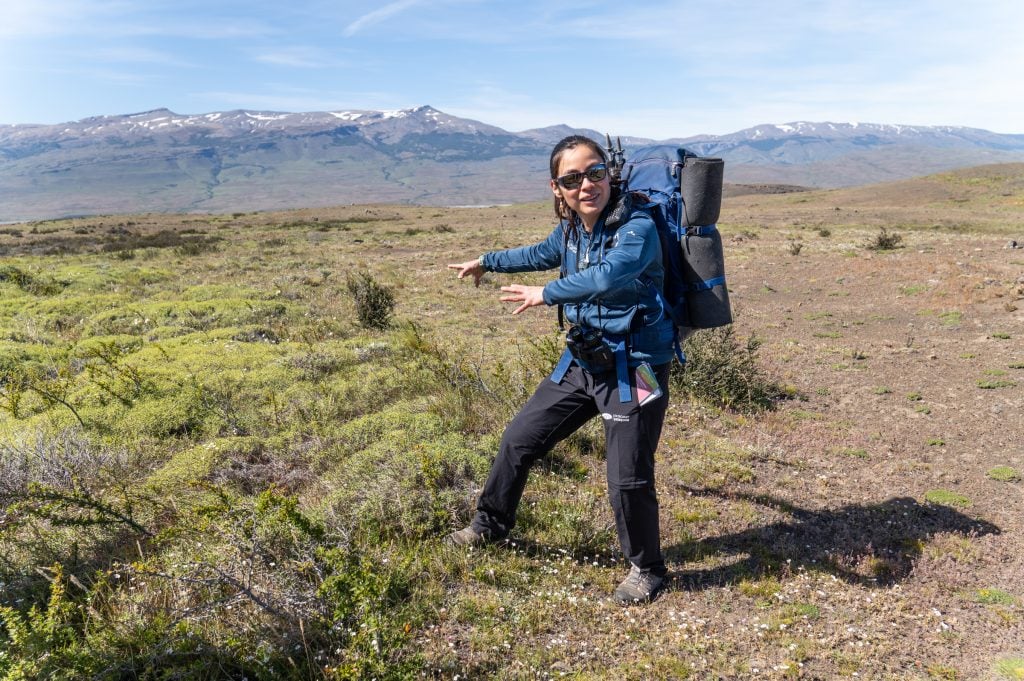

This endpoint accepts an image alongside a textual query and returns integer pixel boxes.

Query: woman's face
[551,145,610,231]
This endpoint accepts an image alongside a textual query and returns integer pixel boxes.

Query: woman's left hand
[500,285,546,315]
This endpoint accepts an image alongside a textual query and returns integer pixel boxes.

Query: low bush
[671,325,785,412]
[98,230,222,255]
[0,428,160,599]
[866,227,903,251]
[396,322,561,433]
[324,406,487,541]
[0,264,66,296]
[345,272,395,330]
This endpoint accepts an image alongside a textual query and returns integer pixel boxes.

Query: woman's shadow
[664,488,1001,589]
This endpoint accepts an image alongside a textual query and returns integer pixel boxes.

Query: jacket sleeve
[541,212,659,305]
[481,223,563,274]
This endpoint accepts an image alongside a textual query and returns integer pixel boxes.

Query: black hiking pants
[470,361,670,575]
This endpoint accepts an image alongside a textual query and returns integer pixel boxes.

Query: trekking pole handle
[604,133,626,186]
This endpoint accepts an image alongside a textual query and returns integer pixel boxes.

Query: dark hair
[549,135,608,223]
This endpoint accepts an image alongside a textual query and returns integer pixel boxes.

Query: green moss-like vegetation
[938,310,962,327]
[987,465,1021,482]
[147,436,265,491]
[82,298,292,337]
[2,216,535,676]
[995,657,1024,680]
[924,489,972,508]
[973,588,1018,606]
[978,379,1017,389]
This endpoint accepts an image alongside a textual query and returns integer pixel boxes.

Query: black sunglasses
[555,163,608,189]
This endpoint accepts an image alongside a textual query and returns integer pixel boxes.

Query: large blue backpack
[618,145,733,352]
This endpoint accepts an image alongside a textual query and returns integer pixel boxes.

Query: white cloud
[189,88,405,113]
[252,47,339,69]
[0,0,131,37]
[342,0,423,37]
[0,0,277,40]
[90,46,196,67]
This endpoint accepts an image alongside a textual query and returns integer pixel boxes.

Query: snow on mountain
[2,107,1024,221]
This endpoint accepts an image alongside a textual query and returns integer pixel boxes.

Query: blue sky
[2,0,1022,138]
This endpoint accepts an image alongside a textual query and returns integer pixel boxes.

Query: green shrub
[1,358,87,427]
[0,428,159,585]
[112,383,209,438]
[0,264,65,296]
[0,564,84,680]
[44,488,340,680]
[324,410,487,541]
[671,325,785,412]
[346,272,396,330]
[396,323,560,432]
[146,436,264,491]
[866,227,903,251]
[318,545,426,679]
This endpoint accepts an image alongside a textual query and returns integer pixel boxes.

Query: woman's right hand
[447,259,484,287]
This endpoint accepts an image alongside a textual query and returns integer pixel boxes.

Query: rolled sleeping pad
[680,157,724,227]
[680,224,733,328]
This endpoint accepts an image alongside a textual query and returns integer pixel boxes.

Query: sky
[2,0,1023,138]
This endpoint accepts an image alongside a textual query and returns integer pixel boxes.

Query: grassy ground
[0,163,1022,679]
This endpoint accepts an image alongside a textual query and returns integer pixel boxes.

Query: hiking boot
[446,526,489,547]
[613,564,665,605]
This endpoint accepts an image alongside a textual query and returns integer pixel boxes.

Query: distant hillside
[2,107,1024,222]
[675,122,1024,188]
[736,162,1024,210]
[721,162,1024,237]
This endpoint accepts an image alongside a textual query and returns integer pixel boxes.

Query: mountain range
[3,105,1024,222]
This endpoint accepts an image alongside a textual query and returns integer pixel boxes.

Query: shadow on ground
[665,489,1000,589]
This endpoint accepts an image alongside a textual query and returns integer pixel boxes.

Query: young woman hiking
[447,134,675,604]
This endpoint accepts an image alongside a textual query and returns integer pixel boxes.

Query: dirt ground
[649,178,1024,678]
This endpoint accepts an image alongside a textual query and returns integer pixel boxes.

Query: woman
[446,135,675,604]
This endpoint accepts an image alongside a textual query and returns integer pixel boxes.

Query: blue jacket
[481,192,675,368]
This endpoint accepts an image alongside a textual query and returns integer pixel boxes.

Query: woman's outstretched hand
[500,285,545,315]
[447,259,484,286]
